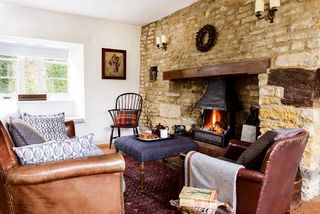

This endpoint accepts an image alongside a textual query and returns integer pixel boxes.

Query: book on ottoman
[179,186,217,209]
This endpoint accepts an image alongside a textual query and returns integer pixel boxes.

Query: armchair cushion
[22,112,68,141]
[115,109,138,126]
[236,131,277,168]
[235,129,305,169]
[9,117,46,147]
[13,133,103,165]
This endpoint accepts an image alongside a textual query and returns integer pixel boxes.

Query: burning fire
[204,110,227,134]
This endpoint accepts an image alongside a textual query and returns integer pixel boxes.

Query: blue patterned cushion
[21,112,68,141]
[8,117,46,147]
[12,134,103,165]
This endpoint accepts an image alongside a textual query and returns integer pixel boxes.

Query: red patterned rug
[123,154,180,214]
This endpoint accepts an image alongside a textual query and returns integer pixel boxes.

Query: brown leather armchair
[181,131,308,214]
[221,131,309,214]
[0,120,125,214]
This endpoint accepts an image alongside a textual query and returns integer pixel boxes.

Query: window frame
[0,55,18,94]
[43,58,69,94]
[0,54,69,99]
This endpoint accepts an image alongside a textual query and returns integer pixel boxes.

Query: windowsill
[17,100,85,124]
[2,94,72,102]
[66,117,85,124]
[17,100,74,104]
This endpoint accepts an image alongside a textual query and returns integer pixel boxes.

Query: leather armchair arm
[237,168,265,183]
[6,153,125,185]
[223,139,253,161]
[65,120,75,138]
[229,139,253,147]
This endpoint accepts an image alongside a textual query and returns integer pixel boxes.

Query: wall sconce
[156,35,167,51]
[255,0,280,23]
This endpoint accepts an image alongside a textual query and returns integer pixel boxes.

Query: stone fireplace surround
[162,59,269,144]
[140,59,320,200]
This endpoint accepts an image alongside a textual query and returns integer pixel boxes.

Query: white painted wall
[0,3,141,142]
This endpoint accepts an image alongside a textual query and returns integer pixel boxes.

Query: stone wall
[139,0,320,199]
[234,76,260,137]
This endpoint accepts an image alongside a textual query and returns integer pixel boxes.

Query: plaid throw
[116,110,138,126]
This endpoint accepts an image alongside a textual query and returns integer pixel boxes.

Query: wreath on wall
[195,24,217,52]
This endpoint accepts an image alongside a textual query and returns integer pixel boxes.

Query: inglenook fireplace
[193,77,238,147]
[162,59,270,148]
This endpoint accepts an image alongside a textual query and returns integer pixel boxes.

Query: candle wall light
[156,35,167,51]
[155,21,168,51]
[255,0,280,23]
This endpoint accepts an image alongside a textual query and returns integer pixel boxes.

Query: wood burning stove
[193,110,234,147]
[193,77,238,147]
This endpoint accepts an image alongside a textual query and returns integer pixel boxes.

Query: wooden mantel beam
[163,59,270,80]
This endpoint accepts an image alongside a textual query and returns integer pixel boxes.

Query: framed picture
[102,48,126,79]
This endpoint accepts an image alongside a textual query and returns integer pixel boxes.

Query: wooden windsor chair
[108,93,143,149]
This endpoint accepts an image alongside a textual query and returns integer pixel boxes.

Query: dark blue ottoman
[114,136,198,186]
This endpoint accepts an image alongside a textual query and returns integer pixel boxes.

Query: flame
[204,110,226,134]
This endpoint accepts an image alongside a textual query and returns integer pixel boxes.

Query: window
[0,54,68,94]
[44,58,68,93]
[0,55,17,93]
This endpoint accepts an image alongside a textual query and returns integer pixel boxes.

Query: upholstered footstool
[114,136,199,187]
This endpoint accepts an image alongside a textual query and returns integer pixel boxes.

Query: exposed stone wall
[259,69,320,199]
[234,76,260,137]
[139,0,320,199]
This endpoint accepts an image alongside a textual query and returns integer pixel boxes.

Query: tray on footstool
[133,134,175,142]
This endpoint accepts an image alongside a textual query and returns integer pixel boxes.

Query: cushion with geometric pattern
[21,112,68,141]
[12,133,103,165]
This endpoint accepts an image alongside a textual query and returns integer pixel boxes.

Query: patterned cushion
[116,110,138,126]
[236,131,277,167]
[12,134,103,165]
[8,117,46,147]
[22,112,68,141]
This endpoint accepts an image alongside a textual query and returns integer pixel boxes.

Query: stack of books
[179,186,217,209]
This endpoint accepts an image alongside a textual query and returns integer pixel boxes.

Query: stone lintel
[268,68,319,108]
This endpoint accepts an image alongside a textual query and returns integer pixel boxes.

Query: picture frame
[102,48,126,79]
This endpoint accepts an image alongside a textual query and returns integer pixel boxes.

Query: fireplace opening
[192,77,237,147]
[203,109,228,134]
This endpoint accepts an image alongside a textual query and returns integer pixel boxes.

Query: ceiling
[0,0,198,26]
